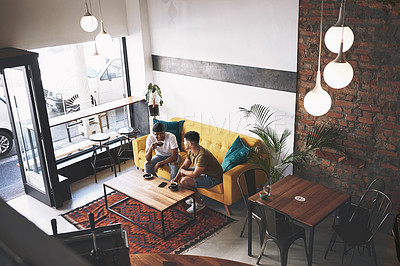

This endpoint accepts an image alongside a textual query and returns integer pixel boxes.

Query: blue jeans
[145,154,180,180]
[187,167,221,189]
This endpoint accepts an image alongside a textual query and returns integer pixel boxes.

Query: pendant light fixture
[95,0,113,55]
[324,0,354,53]
[80,0,98,32]
[323,1,354,90]
[304,0,332,116]
[323,38,354,89]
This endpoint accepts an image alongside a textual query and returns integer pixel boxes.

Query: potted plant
[145,83,163,116]
[240,104,344,185]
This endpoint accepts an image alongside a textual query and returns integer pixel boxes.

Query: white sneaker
[185,197,193,205]
[186,202,206,213]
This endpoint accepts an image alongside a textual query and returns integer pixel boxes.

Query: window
[32,39,131,161]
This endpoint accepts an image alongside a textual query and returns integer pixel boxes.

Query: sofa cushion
[153,118,185,150]
[221,136,250,172]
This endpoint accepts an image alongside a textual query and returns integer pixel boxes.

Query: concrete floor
[7,160,398,266]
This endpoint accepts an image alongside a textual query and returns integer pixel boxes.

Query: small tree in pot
[240,104,344,185]
[145,83,163,116]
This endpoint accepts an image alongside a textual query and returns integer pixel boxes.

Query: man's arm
[145,143,156,161]
[154,148,178,171]
[180,166,205,179]
[172,158,191,182]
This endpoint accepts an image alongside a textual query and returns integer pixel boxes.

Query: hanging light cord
[98,0,104,21]
[341,0,346,44]
[317,0,324,71]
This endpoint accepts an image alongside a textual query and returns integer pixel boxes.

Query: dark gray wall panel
[152,55,296,93]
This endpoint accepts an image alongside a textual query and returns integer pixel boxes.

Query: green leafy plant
[145,83,163,107]
[240,104,344,184]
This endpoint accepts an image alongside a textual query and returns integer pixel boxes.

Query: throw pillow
[153,118,185,150]
[221,136,250,172]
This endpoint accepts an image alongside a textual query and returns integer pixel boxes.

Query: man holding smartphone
[145,122,180,180]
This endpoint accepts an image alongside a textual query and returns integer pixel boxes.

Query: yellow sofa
[132,117,266,215]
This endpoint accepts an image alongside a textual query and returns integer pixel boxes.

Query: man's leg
[144,155,167,176]
[180,175,209,213]
[169,155,181,180]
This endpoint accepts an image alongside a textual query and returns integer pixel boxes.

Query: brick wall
[295,0,400,211]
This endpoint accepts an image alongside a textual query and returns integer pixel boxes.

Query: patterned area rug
[62,192,234,254]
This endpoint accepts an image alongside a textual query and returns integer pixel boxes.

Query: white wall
[0,0,128,50]
[147,0,298,72]
[137,0,298,140]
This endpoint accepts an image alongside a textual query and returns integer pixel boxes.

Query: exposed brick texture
[295,0,400,211]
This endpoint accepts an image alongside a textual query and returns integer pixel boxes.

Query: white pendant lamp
[324,0,354,53]
[304,0,332,116]
[95,0,112,55]
[95,20,113,55]
[323,31,354,89]
[80,0,98,32]
[304,70,332,116]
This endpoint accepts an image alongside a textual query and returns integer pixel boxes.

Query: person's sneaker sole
[186,203,206,214]
[185,197,193,205]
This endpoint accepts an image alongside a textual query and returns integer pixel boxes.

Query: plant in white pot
[145,83,163,116]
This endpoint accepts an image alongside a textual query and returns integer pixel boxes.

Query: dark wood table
[130,253,252,266]
[247,175,350,266]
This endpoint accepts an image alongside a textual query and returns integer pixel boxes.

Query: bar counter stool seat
[89,133,117,183]
[117,127,138,172]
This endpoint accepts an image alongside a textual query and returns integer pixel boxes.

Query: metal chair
[89,133,117,183]
[327,189,392,266]
[237,168,267,246]
[325,178,385,258]
[116,126,138,172]
[256,208,309,265]
[393,213,400,262]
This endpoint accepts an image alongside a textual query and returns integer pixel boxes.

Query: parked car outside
[45,58,125,114]
[0,95,13,157]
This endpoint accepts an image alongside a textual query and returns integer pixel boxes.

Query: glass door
[1,64,61,207]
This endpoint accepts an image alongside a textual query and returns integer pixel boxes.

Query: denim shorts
[194,174,221,189]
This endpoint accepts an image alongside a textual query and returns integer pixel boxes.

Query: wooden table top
[129,253,252,266]
[49,96,144,127]
[104,170,195,212]
[249,175,350,227]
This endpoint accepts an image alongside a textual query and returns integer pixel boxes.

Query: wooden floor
[130,253,252,266]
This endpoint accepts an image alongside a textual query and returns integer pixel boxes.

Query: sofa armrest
[221,162,262,206]
[132,134,148,168]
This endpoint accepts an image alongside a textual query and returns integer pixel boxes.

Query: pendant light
[323,39,353,89]
[95,0,113,55]
[324,0,354,53]
[80,0,98,32]
[304,0,332,116]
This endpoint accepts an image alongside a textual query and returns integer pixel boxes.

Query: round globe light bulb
[304,71,332,116]
[80,14,98,32]
[95,21,113,55]
[323,60,353,89]
[325,25,354,53]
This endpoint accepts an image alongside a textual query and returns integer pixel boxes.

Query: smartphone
[158,182,168,188]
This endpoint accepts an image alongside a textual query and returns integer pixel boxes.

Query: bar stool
[117,127,138,172]
[89,133,117,183]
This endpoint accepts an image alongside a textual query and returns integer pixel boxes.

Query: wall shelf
[316,150,366,169]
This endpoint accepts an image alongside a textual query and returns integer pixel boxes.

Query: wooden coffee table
[103,170,196,239]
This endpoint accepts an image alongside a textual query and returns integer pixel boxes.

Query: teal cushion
[221,136,250,172]
[153,118,185,150]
